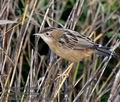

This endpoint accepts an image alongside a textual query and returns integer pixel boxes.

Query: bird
[34,27,114,62]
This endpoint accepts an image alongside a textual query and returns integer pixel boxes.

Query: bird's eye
[46,33,49,36]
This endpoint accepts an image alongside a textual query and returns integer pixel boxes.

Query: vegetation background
[0,0,120,101]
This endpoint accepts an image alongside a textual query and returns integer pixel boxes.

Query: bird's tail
[95,45,115,57]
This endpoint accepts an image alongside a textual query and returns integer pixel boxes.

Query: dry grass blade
[65,0,85,29]
[53,63,74,101]
[108,69,120,102]
[0,19,17,25]
[0,0,120,101]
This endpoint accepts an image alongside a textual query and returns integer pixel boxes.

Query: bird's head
[34,27,63,44]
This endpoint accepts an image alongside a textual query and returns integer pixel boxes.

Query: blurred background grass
[0,0,120,101]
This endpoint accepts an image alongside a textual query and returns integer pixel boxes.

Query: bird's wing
[58,30,95,50]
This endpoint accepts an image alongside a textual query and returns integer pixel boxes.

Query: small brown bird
[35,27,113,62]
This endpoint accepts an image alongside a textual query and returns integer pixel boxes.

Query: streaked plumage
[35,27,113,62]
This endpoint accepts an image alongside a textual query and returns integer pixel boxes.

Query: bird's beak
[33,33,42,36]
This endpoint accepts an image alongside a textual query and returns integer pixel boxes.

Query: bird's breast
[48,42,94,62]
